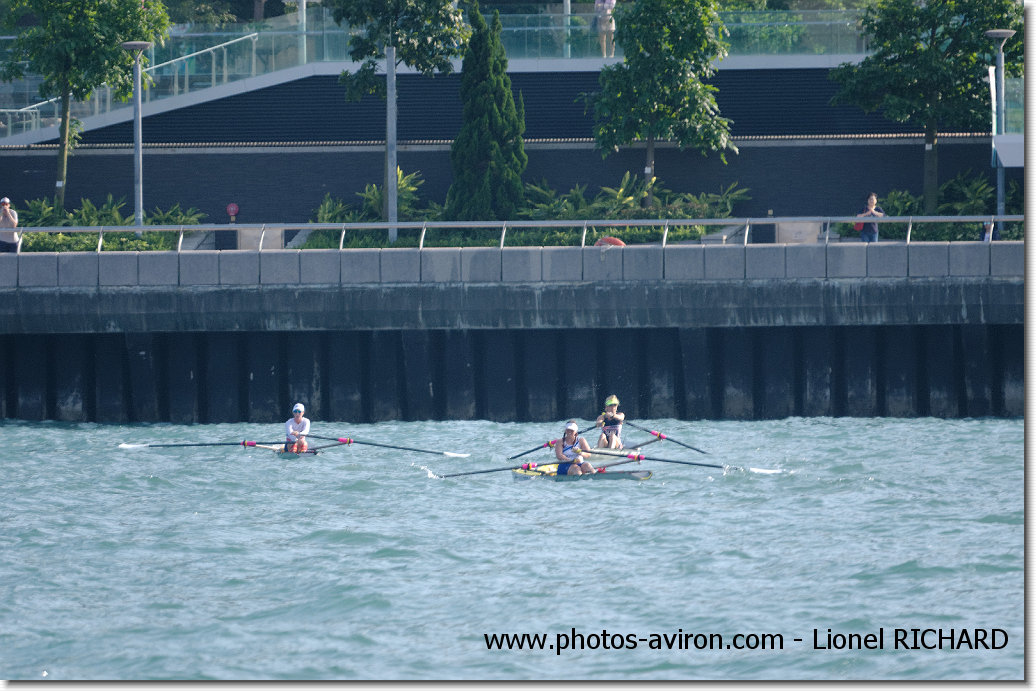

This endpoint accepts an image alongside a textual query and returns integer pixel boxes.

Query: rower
[285,403,310,453]
[555,421,596,475]
[596,395,624,449]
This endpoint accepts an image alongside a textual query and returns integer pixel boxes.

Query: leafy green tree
[161,0,237,25]
[325,0,469,232]
[591,0,738,186]
[830,0,1022,213]
[445,1,527,221]
[0,0,170,211]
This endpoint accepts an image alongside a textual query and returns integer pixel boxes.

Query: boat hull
[512,462,651,482]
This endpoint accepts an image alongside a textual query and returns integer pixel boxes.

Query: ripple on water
[0,417,1022,680]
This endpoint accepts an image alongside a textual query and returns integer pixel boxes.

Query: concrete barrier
[341,249,380,283]
[949,243,990,277]
[704,245,745,279]
[502,247,542,282]
[179,251,219,285]
[583,245,623,280]
[908,242,949,277]
[785,244,826,278]
[991,241,1024,276]
[219,250,260,285]
[745,245,785,279]
[260,250,300,284]
[421,248,462,282]
[5,242,1024,287]
[0,254,15,287]
[99,252,139,286]
[58,253,98,287]
[300,249,341,284]
[461,247,502,282]
[138,252,179,286]
[827,244,866,278]
[664,245,705,280]
[867,243,908,278]
[18,253,58,287]
[542,246,582,281]
[623,245,664,280]
[381,248,420,283]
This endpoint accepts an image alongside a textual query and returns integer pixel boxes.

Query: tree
[445,2,527,221]
[161,1,237,26]
[830,0,1023,213]
[0,0,170,211]
[325,0,469,235]
[591,0,738,186]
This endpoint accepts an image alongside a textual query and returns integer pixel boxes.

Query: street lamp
[121,40,153,229]
[984,29,1014,237]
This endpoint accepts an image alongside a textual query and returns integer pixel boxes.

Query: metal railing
[0,7,871,140]
[5,215,1024,253]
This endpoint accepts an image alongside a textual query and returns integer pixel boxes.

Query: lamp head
[983,29,1016,42]
[121,41,154,54]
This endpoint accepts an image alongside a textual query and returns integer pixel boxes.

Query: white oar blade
[442,451,470,458]
[118,443,149,449]
[749,467,781,474]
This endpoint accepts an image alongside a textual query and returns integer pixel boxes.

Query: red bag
[853,222,865,231]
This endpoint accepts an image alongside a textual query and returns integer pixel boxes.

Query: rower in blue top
[554,421,596,476]
[595,394,625,449]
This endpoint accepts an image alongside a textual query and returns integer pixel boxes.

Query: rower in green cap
[596,395,625,449]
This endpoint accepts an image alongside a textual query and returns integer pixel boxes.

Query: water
[0,417,1022,681]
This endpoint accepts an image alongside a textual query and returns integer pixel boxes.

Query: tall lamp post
[121,40,153,229]
[984,29,1014,237]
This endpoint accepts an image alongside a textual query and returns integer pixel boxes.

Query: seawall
[0,242,1023,423]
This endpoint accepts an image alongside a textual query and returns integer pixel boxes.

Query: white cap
[292,403,305,414]
[0,198,9,204]
[565,422,578,432]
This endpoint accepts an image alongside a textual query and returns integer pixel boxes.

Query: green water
[0,417,1023,680]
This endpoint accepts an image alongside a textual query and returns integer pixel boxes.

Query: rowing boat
[511,461,652,482]
[274,446,320,460]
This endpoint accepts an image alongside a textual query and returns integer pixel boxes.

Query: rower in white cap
[285,403,310,453]
[554,420,595,475]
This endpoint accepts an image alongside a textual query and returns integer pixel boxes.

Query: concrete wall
[2,241,1023,288]
[0,243,1022,423]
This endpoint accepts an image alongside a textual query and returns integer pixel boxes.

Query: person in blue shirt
[856,192,884,242]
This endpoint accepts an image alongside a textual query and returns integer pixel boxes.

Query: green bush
[16,196,206,251]
[302,170,752,248]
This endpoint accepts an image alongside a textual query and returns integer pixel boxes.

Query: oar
[583,447,778,474]
[306,434,470,458]
[434,461,548,479]
[623,421,710,455]
[118,440,285,450]
[581,447,726,470]
[507,424,596,460]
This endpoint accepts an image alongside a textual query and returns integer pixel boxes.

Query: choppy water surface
[0,417,1022,680]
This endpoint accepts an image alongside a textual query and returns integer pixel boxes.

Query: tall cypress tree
[446,1,527,221]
